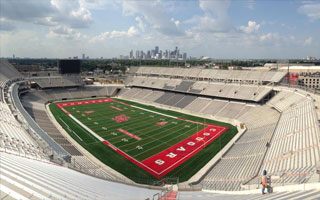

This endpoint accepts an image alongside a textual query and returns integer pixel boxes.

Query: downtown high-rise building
[129,50,134,59]
[125,46,188,60]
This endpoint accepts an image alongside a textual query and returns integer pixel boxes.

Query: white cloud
[0,18,15,31]
[135,16,145,32]
[187,0,232,34]
[298,2,320,20]
[47,25,83,40]
[239,20,260,33]
[259,33,279,42]
[34,17,58,26]
[127,26,139,36]
[90,26,139,43]
[196,15,232,33]
[171,18,180,27]
[50,0,93,28]
[304,36,313,45]
[257,32,297,46]
[0,0,94,29]
[0,0,54,21]
[199,0,230,19]
[121,0,183,36]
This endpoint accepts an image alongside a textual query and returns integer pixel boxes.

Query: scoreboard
[58,59,81,74]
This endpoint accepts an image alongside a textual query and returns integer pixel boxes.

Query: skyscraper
[183,53,187,60]
[129,50,134,59]
[147,50,151,59]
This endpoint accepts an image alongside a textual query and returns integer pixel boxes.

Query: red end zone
[56,98,113,108]
[141,125,227,178]
[103,124,227,179]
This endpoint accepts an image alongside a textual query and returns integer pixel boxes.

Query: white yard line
[130,105,178,119]
[131,125,199,157]
[69,114,105,142]
[59,117,83,142]
[110,116,181,146]
[116,118,192,149]
[68,114,162,175]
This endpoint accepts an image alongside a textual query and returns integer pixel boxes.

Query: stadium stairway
[159,191,178,200]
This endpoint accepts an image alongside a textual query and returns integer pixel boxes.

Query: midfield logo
[112,114,129,123]
[156,121,168,126]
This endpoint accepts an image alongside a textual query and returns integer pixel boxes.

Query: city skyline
[123,46,188,60]
[0,0,319,59]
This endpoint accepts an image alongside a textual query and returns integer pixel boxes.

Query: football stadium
[0,58,319,200]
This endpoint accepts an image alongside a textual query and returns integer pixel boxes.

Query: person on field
[261,170,268,194]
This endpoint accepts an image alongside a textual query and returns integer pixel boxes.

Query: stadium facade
[0,59,319,199]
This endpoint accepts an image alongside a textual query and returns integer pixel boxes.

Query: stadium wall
[129,85,272,104]
[10,82,70,160]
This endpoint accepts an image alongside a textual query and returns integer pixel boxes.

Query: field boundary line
[130,105,178,119]
[71,105,169,132]
[46,103,132,182]
[59,117,83,142]
[64,105,223,178]
[69,114,105,142]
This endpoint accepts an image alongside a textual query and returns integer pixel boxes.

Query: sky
[0,0,319,59]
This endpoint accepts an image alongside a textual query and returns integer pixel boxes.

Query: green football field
[50,97,238,184]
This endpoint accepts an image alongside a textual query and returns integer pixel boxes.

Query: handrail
[242,111,282,186]
[11,82,71,160]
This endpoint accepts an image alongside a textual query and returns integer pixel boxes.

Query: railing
[242,169,320,191]
[242,112,282,186]
[10,82,71,160]
[147,184,175,200]
[68,157,121,182]
[279,83,320,95]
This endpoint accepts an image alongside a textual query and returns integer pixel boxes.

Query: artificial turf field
[50,97,238,184]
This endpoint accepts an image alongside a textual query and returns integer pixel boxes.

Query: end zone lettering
[141,125,227,178]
